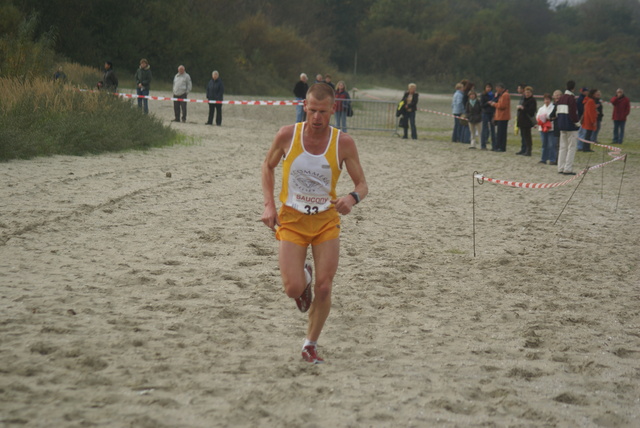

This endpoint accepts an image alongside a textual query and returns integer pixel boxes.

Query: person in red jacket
[610,88,631,144]
[581,89,598,152]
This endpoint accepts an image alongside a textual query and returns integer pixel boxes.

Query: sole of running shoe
[295,263,313,313]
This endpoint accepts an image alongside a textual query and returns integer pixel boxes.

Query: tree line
[2,0,639,97]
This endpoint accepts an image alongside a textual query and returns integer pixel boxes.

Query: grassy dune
[0,75,180,161]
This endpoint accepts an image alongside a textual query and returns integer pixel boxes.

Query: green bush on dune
[0,78,180,161]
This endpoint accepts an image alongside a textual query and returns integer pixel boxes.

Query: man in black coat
[206,71,224,126]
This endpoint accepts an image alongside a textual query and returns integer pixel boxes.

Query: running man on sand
[261,83,368,364]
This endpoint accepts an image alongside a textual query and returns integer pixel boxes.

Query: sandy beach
[1,90,639,427]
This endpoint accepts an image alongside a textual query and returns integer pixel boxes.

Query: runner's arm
[261,126,293,230]
[332,134,368,215]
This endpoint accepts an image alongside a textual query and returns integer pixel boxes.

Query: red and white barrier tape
[118,93,302,105]
[79,89,302,105]
[475,141,626,189]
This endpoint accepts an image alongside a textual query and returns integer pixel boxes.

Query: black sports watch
[349,191,360,204]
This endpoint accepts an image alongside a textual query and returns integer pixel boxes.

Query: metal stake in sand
[601,145,605,199]
[554,167,589,226]
[472,171,484,257]
[615,154,628,213]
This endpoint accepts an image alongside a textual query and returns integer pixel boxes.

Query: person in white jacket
[172,65,192,122]
[536,93,557,165]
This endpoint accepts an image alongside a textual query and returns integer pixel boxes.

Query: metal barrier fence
[340,99,398,134]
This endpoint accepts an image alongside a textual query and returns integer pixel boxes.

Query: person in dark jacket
[465,91,482,149]
[400,83,419,139]
[206,70,224,126]
[592,90,603,144]
[480,83,495,150]
[102,61,118,93]
[53,66,67,83]
[556,80,580,175]
[515,83,527,154]
[135,59,152,114]
[516,86,537,156]
[293,73,308,123]
[548,89,563,165]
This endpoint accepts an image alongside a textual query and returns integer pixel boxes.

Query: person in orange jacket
[489,83,511,152]
[581,89,599,152]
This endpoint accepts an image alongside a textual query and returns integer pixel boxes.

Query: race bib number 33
[294,193,330,215]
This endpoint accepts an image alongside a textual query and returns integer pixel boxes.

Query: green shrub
[0,77,180,161]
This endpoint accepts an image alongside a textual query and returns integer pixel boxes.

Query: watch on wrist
[349,191,360,204]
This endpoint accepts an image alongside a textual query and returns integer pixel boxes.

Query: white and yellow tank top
[280,122,342,214]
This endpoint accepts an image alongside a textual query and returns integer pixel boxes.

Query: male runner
[261,83,368,364]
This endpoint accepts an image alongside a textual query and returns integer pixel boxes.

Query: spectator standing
[53,66,67,83]
[490,83,510,152]
[460,81,474,143]
[172,65,192,123]
[334,81,351,133]
[581,89,599,152]
[516,86,537,156]
[324,74,335,90]
[592,90,603,144]
[400,83,419,140]
[515,83,526,154]
[548,90,563,165]
[315,74,324,84]
[135,59,152,114]
[537,93,557,165]
[465,90,482,149]
[576,86,589,150]
[556,80,580,175]
[293,73,309,123]
[102,62,118,93]
[480,83,496,150]
[610,88,631,144]
[451,83,465,142]
[205,71,224,126]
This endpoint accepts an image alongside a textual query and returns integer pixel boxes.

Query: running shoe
[295,263,313,313]
[301,345,324,364]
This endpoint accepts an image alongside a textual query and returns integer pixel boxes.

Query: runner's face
[304,95,334,130]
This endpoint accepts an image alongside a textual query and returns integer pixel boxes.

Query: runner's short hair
[307,82,335,102]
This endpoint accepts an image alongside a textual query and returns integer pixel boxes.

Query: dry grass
[0,73,180,161]
[52,62,103,89]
